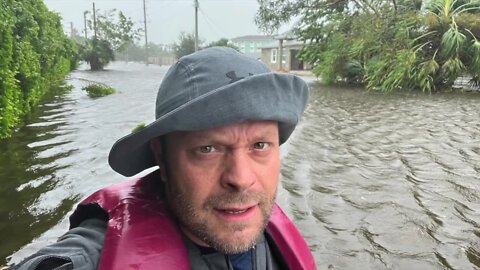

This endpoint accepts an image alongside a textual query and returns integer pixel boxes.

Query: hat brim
[108,72,309,177]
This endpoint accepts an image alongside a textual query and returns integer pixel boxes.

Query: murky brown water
[2,63,480,269]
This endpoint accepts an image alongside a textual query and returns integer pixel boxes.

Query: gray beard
[167,187,276,254]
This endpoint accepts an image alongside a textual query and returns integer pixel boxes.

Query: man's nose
[221,150,256,192]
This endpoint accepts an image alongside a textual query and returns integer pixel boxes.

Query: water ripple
[281,85,480,269]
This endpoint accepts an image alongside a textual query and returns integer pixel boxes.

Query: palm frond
[472,39,480,52]
[441,57,466,79]
[452,4,480,16]
[441,26,466,57]
[420,58,440,75]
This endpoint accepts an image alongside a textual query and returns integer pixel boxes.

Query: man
[15,47,316,270]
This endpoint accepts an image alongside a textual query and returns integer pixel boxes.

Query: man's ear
[150,138,168,183]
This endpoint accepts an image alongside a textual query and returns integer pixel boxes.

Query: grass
[82,84,115,98]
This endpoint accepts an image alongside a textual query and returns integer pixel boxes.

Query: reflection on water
[2,63,480,269]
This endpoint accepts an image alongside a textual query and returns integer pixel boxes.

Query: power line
[198,7,228,39]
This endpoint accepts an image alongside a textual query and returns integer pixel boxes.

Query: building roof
[259,39,306,49]
[231,35,275,42]
[273,29,296,40]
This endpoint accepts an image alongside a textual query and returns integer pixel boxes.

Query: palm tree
[423,0,480,89]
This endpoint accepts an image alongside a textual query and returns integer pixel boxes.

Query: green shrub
[0,0,79,139]
[82,84,116,98]
[131,123,146,133]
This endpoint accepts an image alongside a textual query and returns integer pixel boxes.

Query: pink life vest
[81,172,317,270]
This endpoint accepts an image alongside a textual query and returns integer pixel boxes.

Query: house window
[271,49,277,63]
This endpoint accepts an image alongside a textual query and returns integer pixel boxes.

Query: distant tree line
[115,43,174,63]
[173,32,239,59]
[256,0,480,92]
[98,32,238,63]
[105,34,239,64]
[0,0,78,139]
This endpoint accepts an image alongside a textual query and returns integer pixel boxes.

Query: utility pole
[194,0,199,51]
[278,39,283,71]
[70,22,74,38]
[93,2,97,40]
[143,0,149,65]
[83,11,88,42]
[276,34,293,71]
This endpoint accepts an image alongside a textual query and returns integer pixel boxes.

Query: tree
[79,39,115,71]
[173,32,199,59]
[173,34,241,59]
[82,9,142,70]
[206,38,239,50]
[94,10,142,52]
[255,0,480,92]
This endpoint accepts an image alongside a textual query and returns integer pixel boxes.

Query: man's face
[154,121,280,254]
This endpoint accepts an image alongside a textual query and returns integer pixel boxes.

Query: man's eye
[253,142,268,150]
[199,145,215,153]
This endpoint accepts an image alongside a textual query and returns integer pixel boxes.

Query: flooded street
[281,86,480,269]
[2,62,480,269]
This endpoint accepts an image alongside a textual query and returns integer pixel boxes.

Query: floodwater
[2,62,480,269]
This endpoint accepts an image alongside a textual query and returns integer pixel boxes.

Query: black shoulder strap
[264,232,289,270]
[182,234,229,270]
[69,202,109,229]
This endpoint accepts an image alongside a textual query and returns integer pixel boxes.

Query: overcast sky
[44,0,284,45]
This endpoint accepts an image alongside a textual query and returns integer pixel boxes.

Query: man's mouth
[214,205,257,220]
[220,208,250,214]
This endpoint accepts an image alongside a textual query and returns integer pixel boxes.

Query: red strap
[267,205,317,270]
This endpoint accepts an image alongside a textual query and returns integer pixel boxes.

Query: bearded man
[15,47,316,270]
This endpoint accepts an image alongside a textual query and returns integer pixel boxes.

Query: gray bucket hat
[109,47,309,176]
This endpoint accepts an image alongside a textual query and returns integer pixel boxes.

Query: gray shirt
[13,219,286,270]
[13,219,106,270]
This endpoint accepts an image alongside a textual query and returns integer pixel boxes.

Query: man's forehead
[166,121,279,141]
